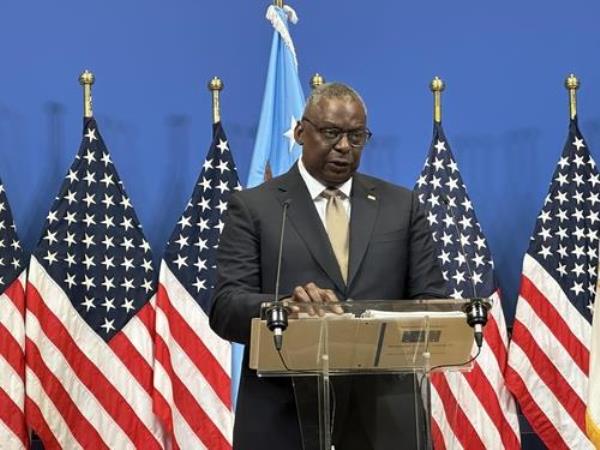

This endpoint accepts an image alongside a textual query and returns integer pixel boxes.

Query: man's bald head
[304,82,367,117]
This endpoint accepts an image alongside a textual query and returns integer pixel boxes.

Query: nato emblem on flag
[154,122,240,449]
[507,118,599,449]
[415,122,521,450]
[25,117,165,448]
[246,3,305,187]
[0,181,28,450]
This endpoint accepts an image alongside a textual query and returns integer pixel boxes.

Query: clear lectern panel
[249,299,476,450]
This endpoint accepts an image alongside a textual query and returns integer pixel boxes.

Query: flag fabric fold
[0,182,28,450]
[246,3,305,188]
[153,122,239,449]
[506,118,597,449]
[414,122,521,449]
[25,117,166,448]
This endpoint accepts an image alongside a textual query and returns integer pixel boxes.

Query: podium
[249,299,476,450]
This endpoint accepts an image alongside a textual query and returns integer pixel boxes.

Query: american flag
[0,183,28,449]
[153,122,239,449]
[414,122,521,449]
[506,119,597,449]
[25,117,166,448]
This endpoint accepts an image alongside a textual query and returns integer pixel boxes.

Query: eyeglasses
[302,116,372,148]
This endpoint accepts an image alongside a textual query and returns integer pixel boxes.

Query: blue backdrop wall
[1,0,600,324]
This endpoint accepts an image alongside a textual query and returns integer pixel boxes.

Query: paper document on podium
[362,309,465,319]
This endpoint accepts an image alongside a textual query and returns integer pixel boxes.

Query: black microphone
[439,193,490,349]
[462,297,491,348]
[266,199,291,351]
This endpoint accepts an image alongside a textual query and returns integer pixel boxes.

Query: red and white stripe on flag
[25,257,167,449]
[0,272,28,450]
[430,291,521,450]
[507,255,594,449]
[153,262,233,449]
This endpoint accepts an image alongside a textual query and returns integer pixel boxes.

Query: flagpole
[79,70,95,118]
[208,76,223,124]
[565,73,579,120]
[430,76,444,124]
[310,73,325,90]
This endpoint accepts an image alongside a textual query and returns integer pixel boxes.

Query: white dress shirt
[297,158,352,230]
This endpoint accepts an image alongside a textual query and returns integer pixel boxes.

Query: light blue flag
[246,4,305,188]
[232,3,306,407]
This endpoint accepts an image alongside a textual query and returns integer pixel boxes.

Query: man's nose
[334,133,352,153]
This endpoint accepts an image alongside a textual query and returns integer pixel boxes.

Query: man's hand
[283,282,343,316]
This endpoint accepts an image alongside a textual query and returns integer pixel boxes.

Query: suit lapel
[348,176,378,288]
[275,166,346,292]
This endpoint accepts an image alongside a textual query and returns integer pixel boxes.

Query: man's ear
[294,120,304,145]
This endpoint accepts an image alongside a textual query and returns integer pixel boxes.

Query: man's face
[295,96,367,186]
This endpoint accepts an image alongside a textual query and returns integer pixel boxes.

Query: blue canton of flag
[526,120,599,321]
[246,4,305,187]
[0,184,25,287]
[414,122,496,299]
[32,117,155,341]
[164,122,241,310]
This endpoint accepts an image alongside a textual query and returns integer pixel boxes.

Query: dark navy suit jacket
[210,164,446,450]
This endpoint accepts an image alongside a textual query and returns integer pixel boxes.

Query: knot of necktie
[321,187,342,200]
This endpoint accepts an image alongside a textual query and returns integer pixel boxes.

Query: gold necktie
[322,188,349,283]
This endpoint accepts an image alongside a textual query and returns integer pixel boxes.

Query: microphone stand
[266,200,291,351]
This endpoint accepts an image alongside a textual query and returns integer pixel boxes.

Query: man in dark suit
[210,83,446,450]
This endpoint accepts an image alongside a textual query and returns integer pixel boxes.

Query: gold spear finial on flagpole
[208,76,224,124]
[79,70,95,118]
[565,74,580,120]
[310,73,325,90]
[430,76,445,124]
